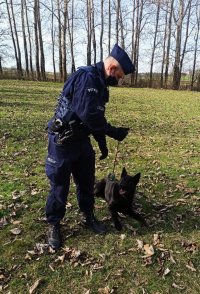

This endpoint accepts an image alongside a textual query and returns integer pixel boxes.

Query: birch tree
[149,0,161,88]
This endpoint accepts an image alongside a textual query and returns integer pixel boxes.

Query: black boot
[82,212,107,234]
[47,224,62,249]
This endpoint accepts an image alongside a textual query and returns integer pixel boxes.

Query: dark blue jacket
[49,62,119,146]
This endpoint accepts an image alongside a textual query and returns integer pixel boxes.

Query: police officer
[45,44,135,249]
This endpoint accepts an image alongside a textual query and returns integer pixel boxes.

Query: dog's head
[118,167,141,199]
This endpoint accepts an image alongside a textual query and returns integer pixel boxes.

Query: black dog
[94,167,147,231]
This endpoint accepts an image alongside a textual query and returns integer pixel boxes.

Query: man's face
[114,66,124,82]
[105,65,125,86]
[110,66,125,82]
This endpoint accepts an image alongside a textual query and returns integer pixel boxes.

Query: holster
[56,120,88,144]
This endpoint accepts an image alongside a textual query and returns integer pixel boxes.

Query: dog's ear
[133,173,141,185]
[121,167,127,178]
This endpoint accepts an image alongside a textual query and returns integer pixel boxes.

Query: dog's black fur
[94,167,147,231]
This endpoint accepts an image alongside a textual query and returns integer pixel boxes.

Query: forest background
[0,0,200,90]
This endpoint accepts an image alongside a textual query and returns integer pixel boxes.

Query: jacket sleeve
[71,70,118,138]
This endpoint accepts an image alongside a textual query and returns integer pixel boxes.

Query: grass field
[0,80,199,294]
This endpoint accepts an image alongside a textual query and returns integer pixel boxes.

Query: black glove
[92,133,108,160]
[99,145,108,160]
[113,127,129,141]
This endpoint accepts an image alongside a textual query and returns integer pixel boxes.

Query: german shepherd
[94,167,147,231]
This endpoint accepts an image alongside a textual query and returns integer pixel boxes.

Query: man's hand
[99,146,108,160]
[114,127,129,141]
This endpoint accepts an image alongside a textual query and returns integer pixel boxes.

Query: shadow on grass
[133,193,200,235]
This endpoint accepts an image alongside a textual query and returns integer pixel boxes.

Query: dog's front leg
[109,206,122,231]
[129,210,147,227]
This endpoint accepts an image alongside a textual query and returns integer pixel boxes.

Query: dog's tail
[94,178,106,198]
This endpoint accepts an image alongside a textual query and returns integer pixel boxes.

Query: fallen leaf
[0,217,8,228]
[29,278,43,294]
[143,244,154,258]
[186,260,196,272]
[10,228,21,235]
[153,233,161,245]
[66,202,72,208]
[98,286,110,294]
[136,239,143,250]
[172,283,185,290]
[120,234,126,240]
[163,267,170,276]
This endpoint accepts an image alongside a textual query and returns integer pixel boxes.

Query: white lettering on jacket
[47,157,56,164]
[87,88,98,94]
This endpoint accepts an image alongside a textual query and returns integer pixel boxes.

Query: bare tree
[100,0,104,60]
[37,0,46,80]
[57,0,63,81]
[108,0,111,54]
[51,0,56,81]
[34,0,41,80]
[132,0,145,86]
[164,0,174,88]
[180,0,192,74]
[86,0,92,65]
[67,0,76,73]
[172,0,190,90]
[5,0,23,77]
[149,0,160,88]
[24,0,34,79]
[91,0,96,64]
[160,1,168,88]
[62,0,67,81]
[191,1,200,90]
[115,0,120,44]
[21,0,29,78]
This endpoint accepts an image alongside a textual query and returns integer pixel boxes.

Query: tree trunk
[0,56,2,74]
[62,0,67,81]
[164,0,174,88]
[87,0,92,65]
[180,0,192,74]
[91,0,96,64]
[34,0,41,80]
[51,0,56,81]
[133,0,144,86]
[21,0,29,78]
[10,0,23,77]
[100,0,104,60]
[57,0,63,81]
[131,0,136,86]
[5,0,21,78]
[160,1,168,88]
[119,4,125,49]
[149,0,160,88]
[115,0,120,44]
[191,5,200,90]
[108,0,111,54]
[172,0,184,90]
[67,0,76,73]
[37,0,46,81]
[24,0,34,79]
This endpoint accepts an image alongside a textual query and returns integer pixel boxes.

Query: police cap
[110,44,135,75]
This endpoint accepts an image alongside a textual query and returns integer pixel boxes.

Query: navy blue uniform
[46,62,120,225]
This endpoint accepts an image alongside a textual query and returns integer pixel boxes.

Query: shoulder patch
[87,88,98,94]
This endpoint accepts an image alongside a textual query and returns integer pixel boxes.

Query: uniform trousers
[45,133,95,225]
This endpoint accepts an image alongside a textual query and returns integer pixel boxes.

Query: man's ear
[109,64,116,76]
